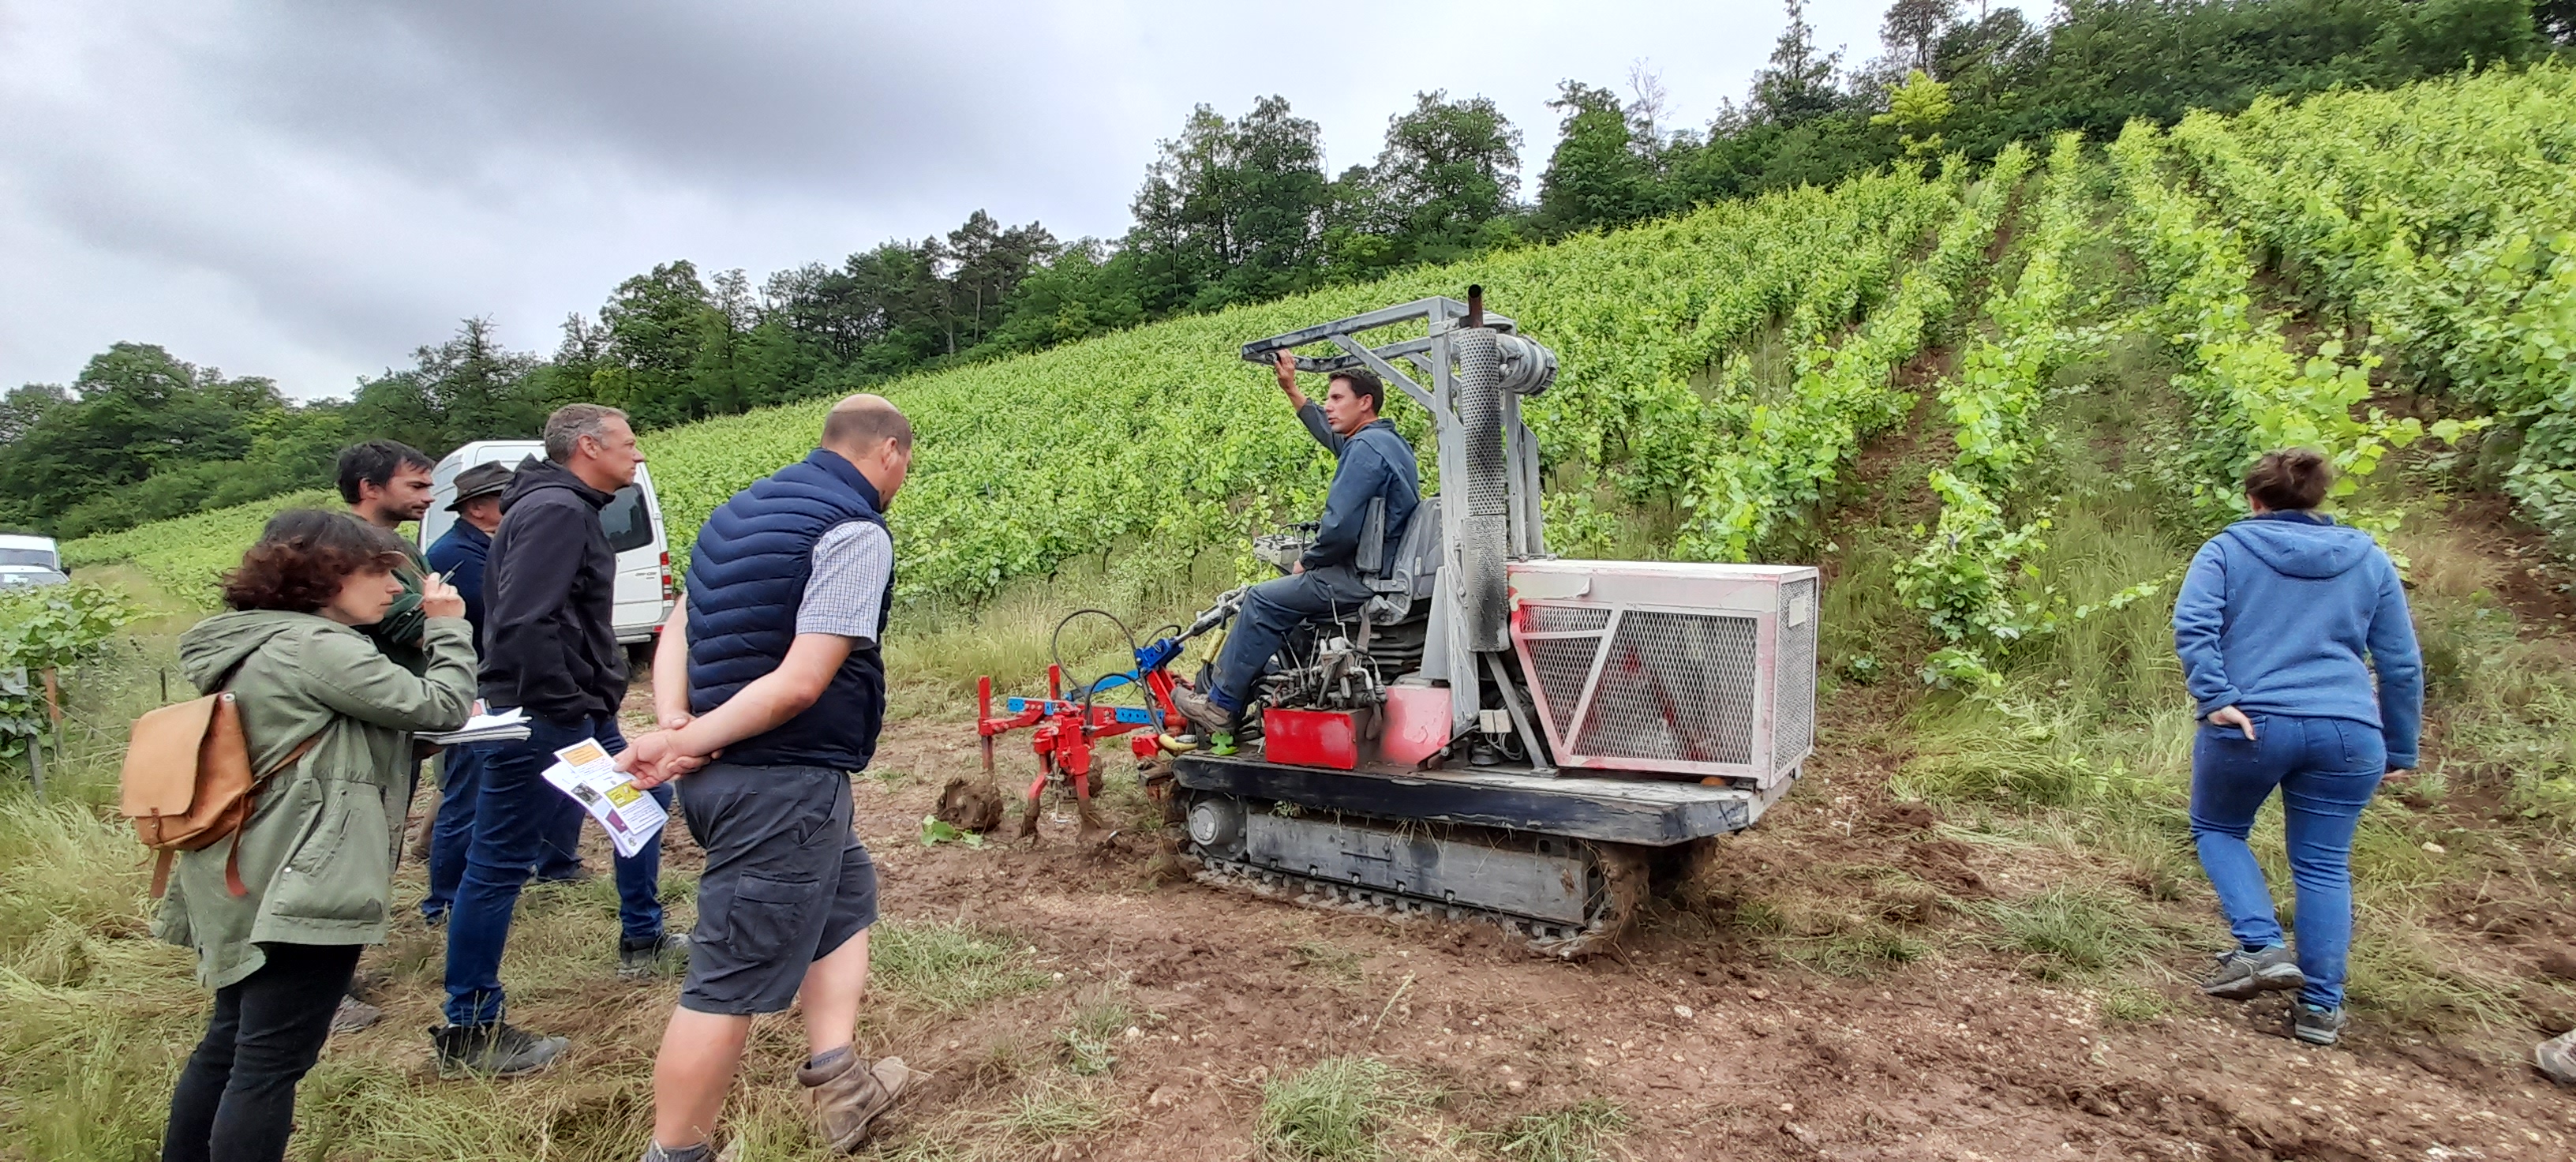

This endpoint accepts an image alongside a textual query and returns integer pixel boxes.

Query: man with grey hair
[433,403,683,1076]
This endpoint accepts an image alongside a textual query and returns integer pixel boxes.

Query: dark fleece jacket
[479,458,624,722]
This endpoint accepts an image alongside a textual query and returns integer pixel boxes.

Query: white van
[0,533,66,589]
[418,441,675,647]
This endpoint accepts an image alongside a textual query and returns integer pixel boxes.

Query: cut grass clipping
[871,920,1049,1013]
[1469,1097,1632,1162]
[1256,1057,1432,1162]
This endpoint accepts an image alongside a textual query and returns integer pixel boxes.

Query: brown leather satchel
[120,691,316,898]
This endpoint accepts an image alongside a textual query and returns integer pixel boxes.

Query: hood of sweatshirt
[2218,513,2377,579]
[499,456,612,515]
[178,609,317,693]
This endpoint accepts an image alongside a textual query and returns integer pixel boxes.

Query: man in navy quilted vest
[616,394,919,1160]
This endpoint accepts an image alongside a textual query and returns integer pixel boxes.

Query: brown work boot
[1167,686,1234,737]
[798,1051,919,1153]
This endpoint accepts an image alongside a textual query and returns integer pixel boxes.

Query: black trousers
[163,942,362,1162]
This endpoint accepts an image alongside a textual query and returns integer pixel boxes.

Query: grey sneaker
[329,996,384,1034]
[432,1021,569,1078]
[638,1140,741,1162]
[2202,945,2305,1000]
[2290,1004,2349,1047]
[1168,687,1235,737]
[620,932,690,980]
[2535,1029,2575,1085]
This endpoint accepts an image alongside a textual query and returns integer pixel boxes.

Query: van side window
[599,485,655,553]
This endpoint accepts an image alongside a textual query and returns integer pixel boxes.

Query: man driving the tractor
[1171,350,1421,737]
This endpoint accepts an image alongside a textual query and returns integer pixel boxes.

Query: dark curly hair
[221,510,410,613]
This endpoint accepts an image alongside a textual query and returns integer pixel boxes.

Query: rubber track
[1190,841,1649,959]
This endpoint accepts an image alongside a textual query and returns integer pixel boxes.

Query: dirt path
[821,714,2575,1162]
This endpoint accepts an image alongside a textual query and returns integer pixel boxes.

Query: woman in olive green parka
[157,511,476,1162]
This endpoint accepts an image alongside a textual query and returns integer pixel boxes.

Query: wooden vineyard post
[42,667,61,755]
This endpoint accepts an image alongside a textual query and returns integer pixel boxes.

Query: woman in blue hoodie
[2173,449,2422,1048]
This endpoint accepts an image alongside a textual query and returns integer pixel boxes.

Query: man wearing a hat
[419,459,513,925]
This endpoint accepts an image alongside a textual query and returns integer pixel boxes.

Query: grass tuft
[870,921,1050,1014]
[1980,885,2173,981]
[1255,1057,1432,1162]
[982,1076,1118,1144]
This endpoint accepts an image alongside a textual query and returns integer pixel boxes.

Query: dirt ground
[642,700,2570,1162]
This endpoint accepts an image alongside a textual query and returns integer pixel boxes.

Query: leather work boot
[798,1052,920,1153]
[1167,687,1234,737]
[432,1021,570,1078]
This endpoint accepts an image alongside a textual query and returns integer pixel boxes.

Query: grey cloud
[1,0,1908,398]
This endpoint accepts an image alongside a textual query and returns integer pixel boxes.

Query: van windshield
[0,547,59,570]
[599,485,656,553]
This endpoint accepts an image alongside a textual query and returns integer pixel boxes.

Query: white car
[417,441,675,648]
[0,533,68,589]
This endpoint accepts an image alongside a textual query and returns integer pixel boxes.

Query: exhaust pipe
[1454,289,1509,652]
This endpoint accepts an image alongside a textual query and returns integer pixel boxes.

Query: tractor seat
[1360,496,1441,627]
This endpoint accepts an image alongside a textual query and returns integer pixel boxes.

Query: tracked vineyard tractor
[979,288,1815,954]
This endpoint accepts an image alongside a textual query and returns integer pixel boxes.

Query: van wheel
[626,643,655,677]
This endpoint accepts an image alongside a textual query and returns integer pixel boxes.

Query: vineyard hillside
[18,63,2576,1162]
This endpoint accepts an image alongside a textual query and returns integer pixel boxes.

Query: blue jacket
[424,520,492,643]
[2172,512,2424,767]
[684,448,892,772]
[1297,407,1419,573]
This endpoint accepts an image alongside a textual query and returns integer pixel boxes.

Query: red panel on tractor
[1261,708,1360,770]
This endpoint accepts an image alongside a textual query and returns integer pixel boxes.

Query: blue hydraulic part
[1005,696,1161,727]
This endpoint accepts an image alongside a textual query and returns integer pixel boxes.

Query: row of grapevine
[62,489,339,607]
[1899,135,2102,685]
[1668,146,2028,562]
[2163,65,2576,542]
[77,170,1971,609]
[2107,120,2462,541]
[0,582,137,754]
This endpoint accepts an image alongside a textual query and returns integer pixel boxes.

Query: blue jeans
[442,712,672,1027]
[534,721,627,880]
[421,743,495,921]
[2189,712,2386,1010]
[1208,565,1376,713]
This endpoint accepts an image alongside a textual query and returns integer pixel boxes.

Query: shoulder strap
[258,733,321,782]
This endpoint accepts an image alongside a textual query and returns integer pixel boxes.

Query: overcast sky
[1,0,1956,400]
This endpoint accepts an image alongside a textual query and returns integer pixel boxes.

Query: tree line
[4,0,2560,540]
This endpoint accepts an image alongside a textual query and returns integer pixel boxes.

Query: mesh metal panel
[1522,604,1612,635]
[1519,604,1611,737]
[1773,579,1818,771]
[1572,611,1759,766]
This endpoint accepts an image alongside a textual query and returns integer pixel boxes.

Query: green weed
[1057,999,1132,1076]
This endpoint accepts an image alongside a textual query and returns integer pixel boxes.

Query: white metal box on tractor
[1508,560,1818,788]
